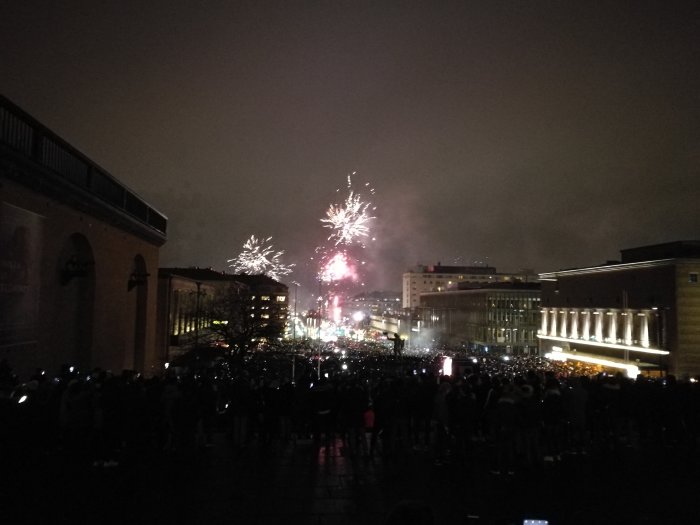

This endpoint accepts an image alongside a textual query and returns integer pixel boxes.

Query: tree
[208,282,285,362]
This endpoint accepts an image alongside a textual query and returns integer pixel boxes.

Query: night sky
[2,1,698,306]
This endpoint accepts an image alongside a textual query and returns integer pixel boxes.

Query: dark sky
[2,1,698,306]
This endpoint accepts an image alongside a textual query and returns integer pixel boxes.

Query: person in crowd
[432,379,452,466]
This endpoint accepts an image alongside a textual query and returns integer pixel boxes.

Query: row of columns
[540,308,652,348]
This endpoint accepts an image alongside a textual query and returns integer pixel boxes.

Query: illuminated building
[538,241,700,377]
[417,282,541,354]
[0,95,167,377]
[348,290,402,317]
[402,263,536,309]
[157,268,289,359]
[226,273,290,338]
[158,268,239,361]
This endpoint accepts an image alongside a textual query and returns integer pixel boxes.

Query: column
[571,309,579,339]
[640,312,650,348]
[624,311,633,346]
[607,311,617,343]
[582,310,590,340]
[541,308,548,335]
[560,310,568,338]
[595,311,603,342]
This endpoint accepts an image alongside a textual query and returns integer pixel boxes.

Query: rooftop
[159,267,286,288]
[0,95,167,245]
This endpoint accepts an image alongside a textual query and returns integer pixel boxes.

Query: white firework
[321,174,375,246]
[227,235,295,281]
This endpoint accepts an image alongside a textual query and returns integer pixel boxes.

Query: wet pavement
[4,432,698,525]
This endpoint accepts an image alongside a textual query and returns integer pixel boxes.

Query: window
[276,295,286,302]
[690,273,698,283]
[261,295,271,301]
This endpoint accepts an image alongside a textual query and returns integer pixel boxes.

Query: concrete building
[0,95,167,378]
[347,290,402,317]
[157,268,288,360]
[417,282,541,353]
[227,273,290,341]
[538,241,700,378]
[157,268,237,363]
[402,263,536,309]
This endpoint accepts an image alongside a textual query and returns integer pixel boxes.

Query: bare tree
[208,282,285,361]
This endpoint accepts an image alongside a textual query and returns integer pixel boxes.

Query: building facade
[347,290,402,317]
[157,268,231,363]
[226,274,290,342]
[157,268,289,360]
[1,95,167,378]
[417,283,541,353]
[402,264,536,309]
[538,241,700,378]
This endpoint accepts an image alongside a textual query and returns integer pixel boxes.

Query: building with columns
[538,241,700,378]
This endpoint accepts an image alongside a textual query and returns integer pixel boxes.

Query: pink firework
[319,252,355,282]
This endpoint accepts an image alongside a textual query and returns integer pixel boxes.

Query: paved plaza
[5,429,697,525]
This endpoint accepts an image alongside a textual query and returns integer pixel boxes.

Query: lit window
[261,295,271,301]
[276,296,286,302]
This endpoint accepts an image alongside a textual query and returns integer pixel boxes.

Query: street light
[291,281,300,340]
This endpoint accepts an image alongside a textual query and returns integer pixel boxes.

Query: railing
[0,95,167,237]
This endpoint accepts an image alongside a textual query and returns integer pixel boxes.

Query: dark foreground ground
[3,431,698,525]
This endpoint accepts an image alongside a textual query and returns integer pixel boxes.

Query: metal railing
[0,95,167,237]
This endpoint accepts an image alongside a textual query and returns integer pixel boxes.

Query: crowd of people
[2,345,700,476]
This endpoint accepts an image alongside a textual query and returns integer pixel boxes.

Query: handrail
[0,94,167,236]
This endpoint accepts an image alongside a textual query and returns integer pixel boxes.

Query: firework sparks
[318,251,355,282]
[227,235,295,281]
[321,174,376,246]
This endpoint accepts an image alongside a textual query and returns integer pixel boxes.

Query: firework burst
[318,251,356,283]
[227,235,295,281]
[321,174,376,246]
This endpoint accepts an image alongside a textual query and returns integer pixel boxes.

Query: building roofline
[538,258,699,279]
[420,283,541,297]
[1,94,167,245]
[159,267,287,288]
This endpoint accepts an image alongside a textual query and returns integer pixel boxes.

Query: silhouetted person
[386,332,404,357]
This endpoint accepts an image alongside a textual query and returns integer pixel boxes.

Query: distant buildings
[538,241,700,378]
[0,95,167,378]
[367,264,541,352]
[5,95,697,381]
[417,282,541,353]
[347,290,402,317]
[402,263,536,309]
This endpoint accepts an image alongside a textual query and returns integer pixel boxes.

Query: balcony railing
[0,95,167,238]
